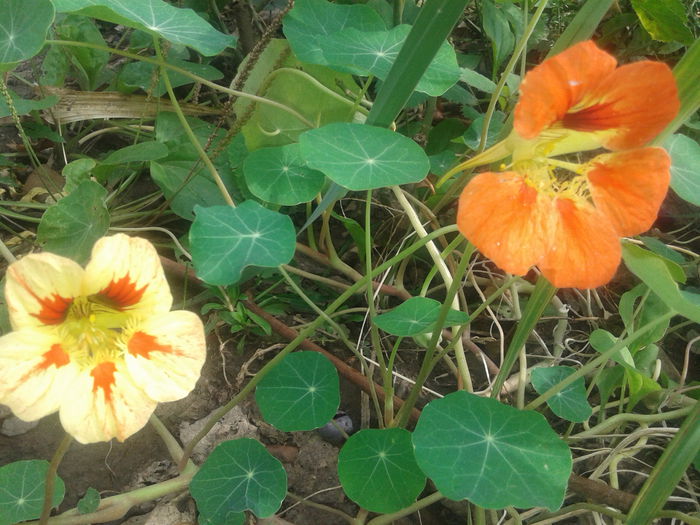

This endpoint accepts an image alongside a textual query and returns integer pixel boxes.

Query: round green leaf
[36,180,110,264]
[531,366,592,423]
[320,25,460,96]
[189,201,296,285]
[0,0,54,68]
[190,438,287,519]
[283,0,386,65]
[0,460,65,525]
[256,352,340,431]
[373,297,469,336]
[338,428,426,513]
[244,144,325,205]
[412,391,572,510]
[299,123,429,190]
[77,487,100,515]
[665,133,700,206]
[52,0,235,56]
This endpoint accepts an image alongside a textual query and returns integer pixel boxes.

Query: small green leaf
[189,201,296,285]
[622,243,700,323]
[631,0,693,44]
[62,158,96,194]
[299,123,429,190]
[531,366,592,423]
[0,460,65,525]
[190,439,287,518]
[320,25,460,96]
[0,90,58,119]
[283,0,386,65]
[589,329,635,370]
[37,181,110,263]
[462,112,505,150]
[0,0,54,69]
[665,134,700,206]
[412,391,572,510]
[256,352,340,431]
[52,0,235,56]
[77,487,100,514]
[460,67,497,93]
[243,144,325,205]
[103,141,169,165]
[338,428,426,513]
[481,0,515,74]
[373,297,469,336]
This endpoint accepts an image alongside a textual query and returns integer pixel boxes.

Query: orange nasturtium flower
[451,40,679,289]
[0,235,206,444]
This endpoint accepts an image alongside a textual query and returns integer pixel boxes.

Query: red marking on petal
[91,361,117,402]
[38,344,70,369]
[128,331,174,359]
[98,275,147,309]
[30,293,72,325]
[562,100,621,132]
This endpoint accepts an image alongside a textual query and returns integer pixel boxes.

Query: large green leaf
[283,0,386,65]
[0,460,65,525]
[256,352,339,431]
[190,439,287,519]
[622,243,700,323]
[320,25,460,96]
[0,0,54,69]
[665,134,700,206]
[189,201,296,286]
[412,391,571,510]
[52,0,235,56]
[36,180,109,264]
[243,144,325,205]
[373,296,469,336]
[631,0,693,44]
[338,428,426,513]
[531,366,592,423]
[299,123,429,190]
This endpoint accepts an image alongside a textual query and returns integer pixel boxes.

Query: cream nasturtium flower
[0,234,206,444]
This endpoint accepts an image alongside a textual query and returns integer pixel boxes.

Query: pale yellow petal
[59,360,156,443]
[83,234,172,316]
[125,311,206,403]
[0,329,80,421]
[5,253,84,330]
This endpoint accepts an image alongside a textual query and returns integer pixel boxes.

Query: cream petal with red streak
[83,234,172,316]
[539,199,621,289]
[0,329,80,421]
[125,310,206,403]
[59,361,156,444]
[5,253,83,330]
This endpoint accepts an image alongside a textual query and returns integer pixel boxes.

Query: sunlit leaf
[665,134,700,206]
[0,0,54,70]
[373,297,469,336]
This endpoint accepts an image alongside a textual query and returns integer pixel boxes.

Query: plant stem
[39,433,72,525]
[366,491,444,525]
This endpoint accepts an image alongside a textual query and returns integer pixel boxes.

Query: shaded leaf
[531,366,592,423]
[0,460,65,525]
[373,296,469,336]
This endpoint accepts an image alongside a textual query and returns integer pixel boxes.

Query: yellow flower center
[59,295,136,369]
[516,157,592,205]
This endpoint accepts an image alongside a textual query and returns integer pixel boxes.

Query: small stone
[1,415,39,436]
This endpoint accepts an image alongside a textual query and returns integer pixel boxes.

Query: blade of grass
[548,0,614,56]
[490,275,557,398]
[625,400,700,525]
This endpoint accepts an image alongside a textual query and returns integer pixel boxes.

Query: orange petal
[515,41,617,140]
[539,199,621,289]
[5,253,84,330]
[0,329,80,422]
[563,61,678,150]
[59,360,155,443]
[457,171,555,276]
[125,311,206,403]
[587,148,671,236]
[83,234,172,316]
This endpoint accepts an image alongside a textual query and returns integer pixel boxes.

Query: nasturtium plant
[243,144,325,206]
[373,296,469,336]
[531,366,593,423]
[190,439,287,519]
[189,201,296,285]
[665,133,700,206]
[0,0,55,70]
[338,428,426,513]
[0,460,65,525]
[255,351,340,431]
[412,391,572,510]
[299,123,430,190]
